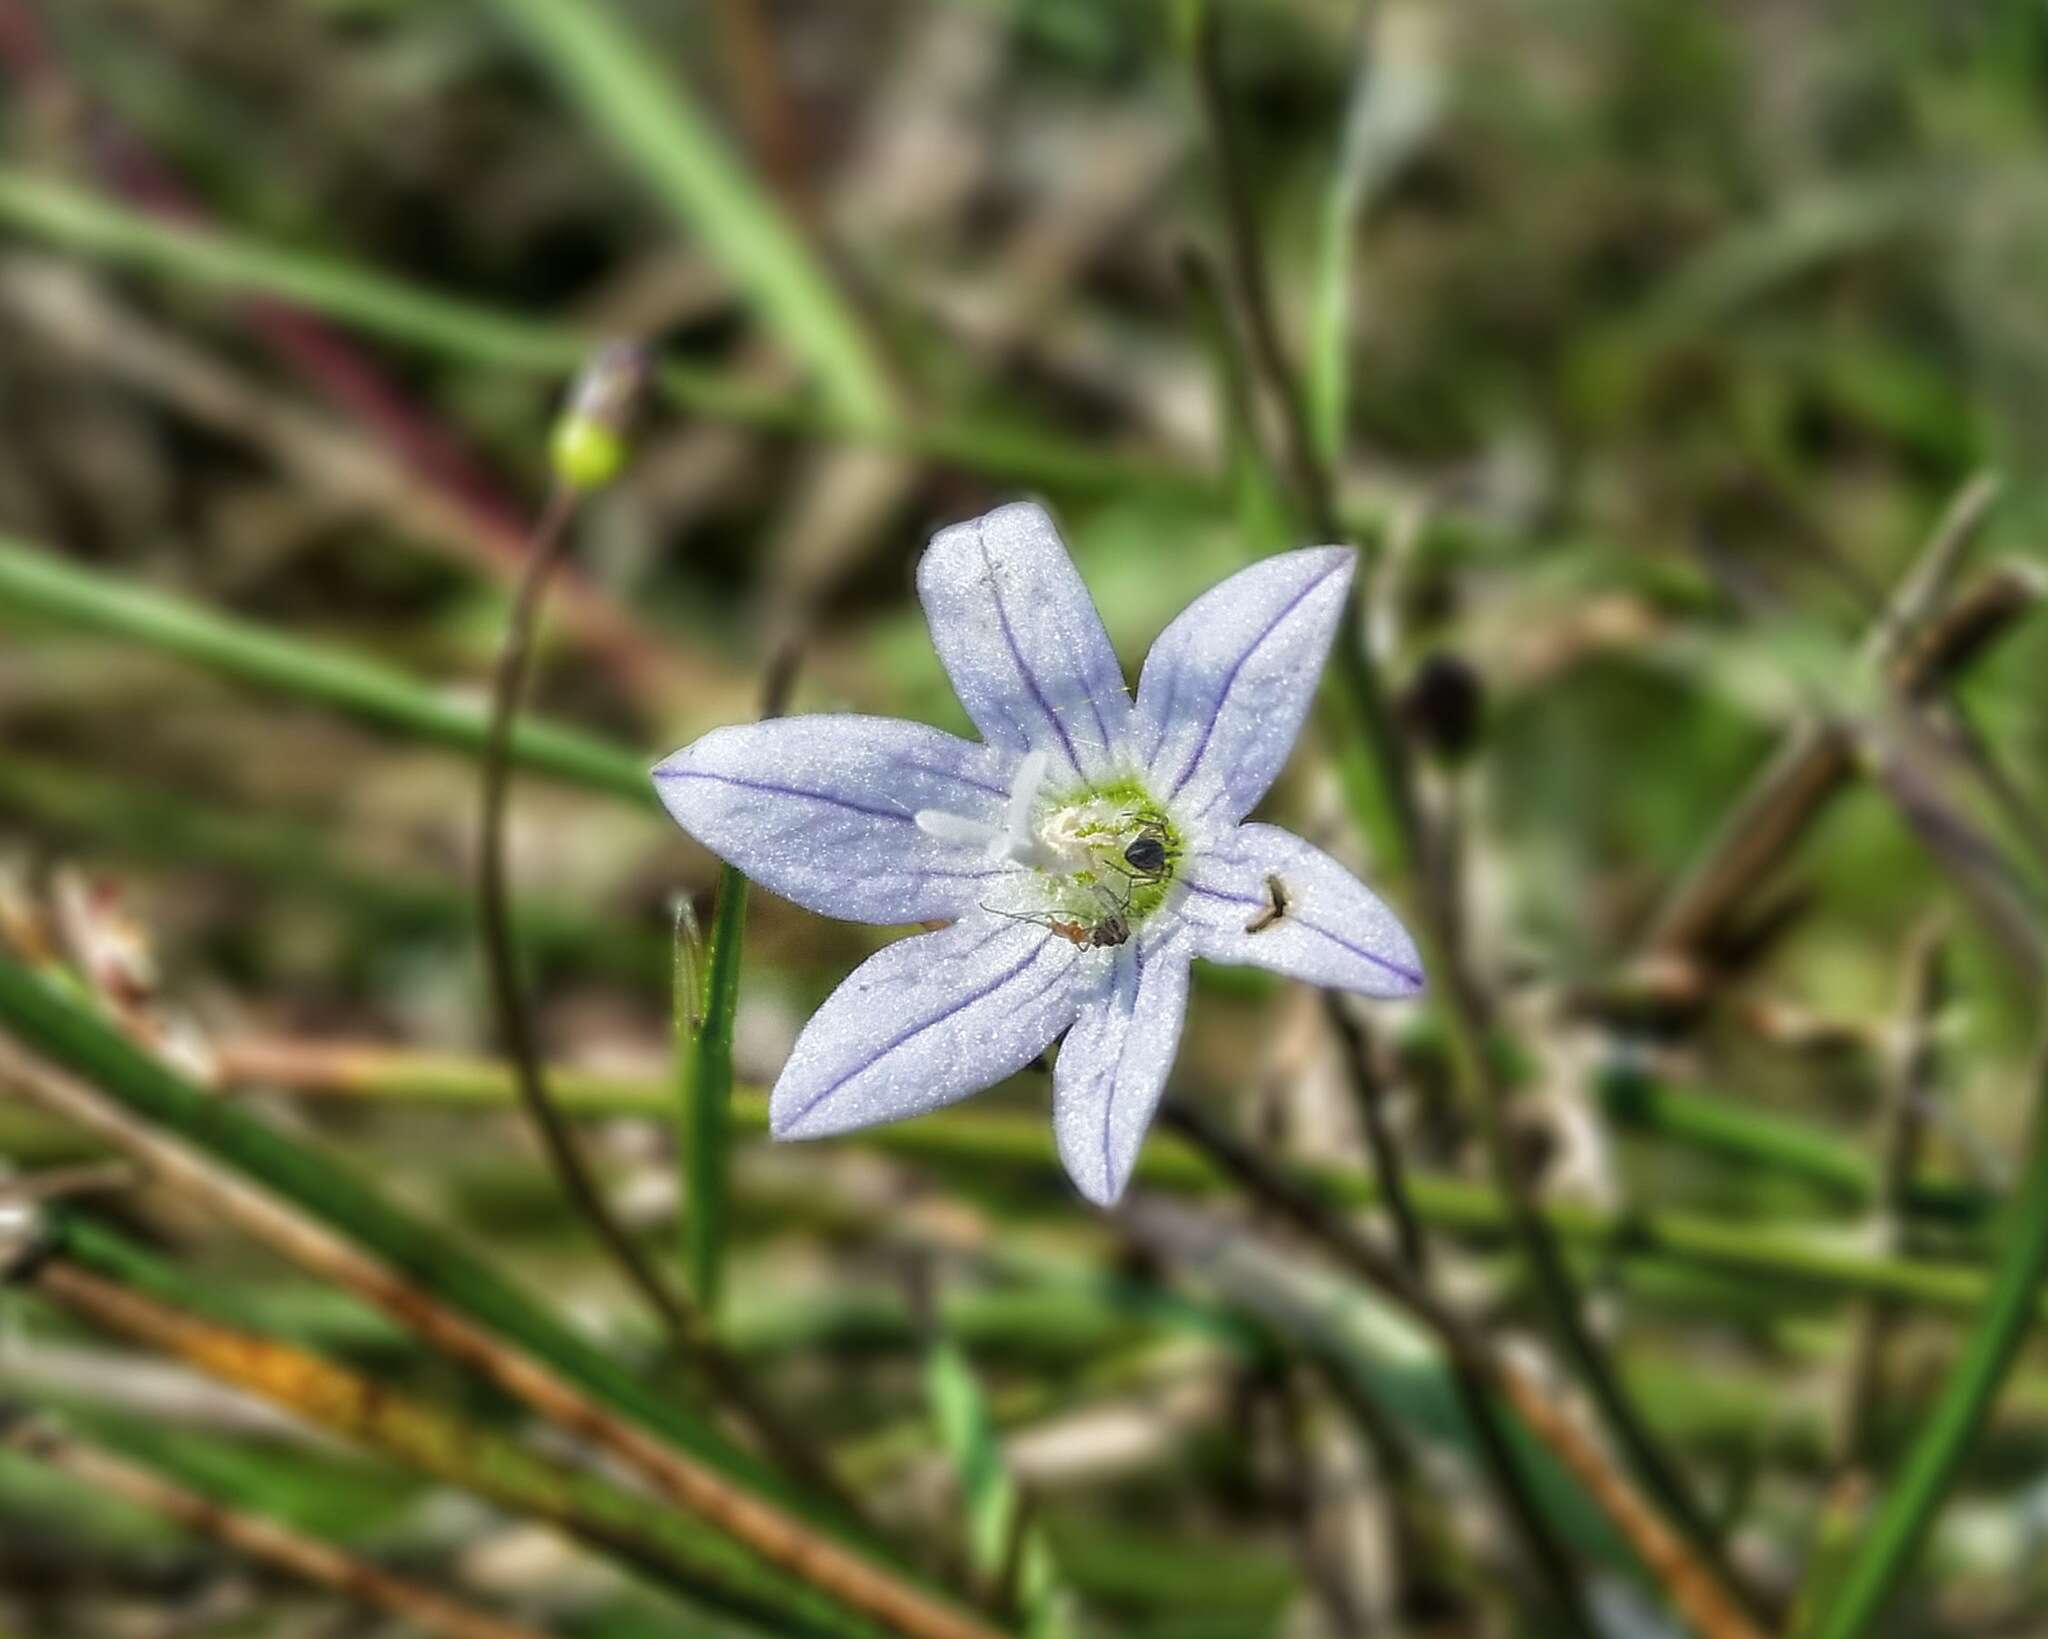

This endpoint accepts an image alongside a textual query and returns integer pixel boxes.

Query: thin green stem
[1806,1040,2048,1639]
[1598,1070,1989,1224]
[682,649,793,1319]
[685,866,748,1317]
[473,495,866,1525]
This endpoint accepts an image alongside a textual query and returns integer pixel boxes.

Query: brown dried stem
[2,1413,550,1639]
[1647,562,2043,961]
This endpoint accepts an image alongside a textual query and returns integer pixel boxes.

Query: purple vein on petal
[1163,561,1347,802]
[781,937,1059,1130]
[656,767,918,823]
[977,519,1085,776]
[1143,653,1185,769]
[1182,879,1424,988]
[878,758,1011,800]
[1096,944,1147,1197]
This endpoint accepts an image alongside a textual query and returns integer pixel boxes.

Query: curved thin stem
[475,492,871,1530]
[477,488,672,1327]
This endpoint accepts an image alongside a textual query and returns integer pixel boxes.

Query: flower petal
[653,716,1012,925]
[918,502,1133,780]
[771,914,1084,1138]
[1135,547,1354,830]
[1053,933,1192,1206]
[1180,823,1424,997]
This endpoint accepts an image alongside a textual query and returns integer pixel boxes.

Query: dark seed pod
[1400,651,1485,764]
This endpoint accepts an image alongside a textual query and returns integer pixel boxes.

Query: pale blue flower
[654,503,1423,1205]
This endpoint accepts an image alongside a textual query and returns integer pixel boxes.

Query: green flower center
[1022,776,1183,930]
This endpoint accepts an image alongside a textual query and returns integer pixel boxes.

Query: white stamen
[986,748,1062,869]
[1005,750,1049,844]
[914,809,997,848]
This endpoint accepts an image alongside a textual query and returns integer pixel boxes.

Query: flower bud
[550,341,652,491]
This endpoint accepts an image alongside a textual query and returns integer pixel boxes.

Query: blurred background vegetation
[3,1,2048,1636]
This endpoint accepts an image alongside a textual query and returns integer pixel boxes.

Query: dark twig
[1448,935,1767,1619]
[1187,3,1423,884]
[1837,923,1947,1469]
[1860,715,2046,986]
[1270,1367,1370,1638]
[1162,1102,1596,1637]
[1188,7,1737,1615]
[1326,1002,1427,1276]
[1324,997,1580,1628]
[1924,696,2048,883]
[1159,1101,1768,1639]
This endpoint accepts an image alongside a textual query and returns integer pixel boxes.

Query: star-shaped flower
[653,503,1423,1205]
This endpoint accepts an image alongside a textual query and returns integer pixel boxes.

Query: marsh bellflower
[653,504,1423,1205]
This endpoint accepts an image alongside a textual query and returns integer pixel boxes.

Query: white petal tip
[1346,960,1426,1001]
[768,1097,824,1141]
[1077,1174,1128,1209]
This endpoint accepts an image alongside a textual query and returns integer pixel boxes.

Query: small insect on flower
[1120,821,1173,881]
[652,501,1423,1205]
[985,882,1133,949]
[1244,873,1290,934]
[1050,909,1131,949]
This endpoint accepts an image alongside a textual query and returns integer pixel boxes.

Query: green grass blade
[1804,1050,2048,1639]
[0,171,576,373]
[1599,1066,1991,1224]
[682,866,748,1317]
[476,0,893,430]
[0,537,653,810]
[1306,43,1370,467]
[925,1335,1071,1637]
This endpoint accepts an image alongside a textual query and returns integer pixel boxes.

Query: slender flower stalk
[479,347,871,1529]
[654,502,1423,1204]
[477,345,677,1334]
